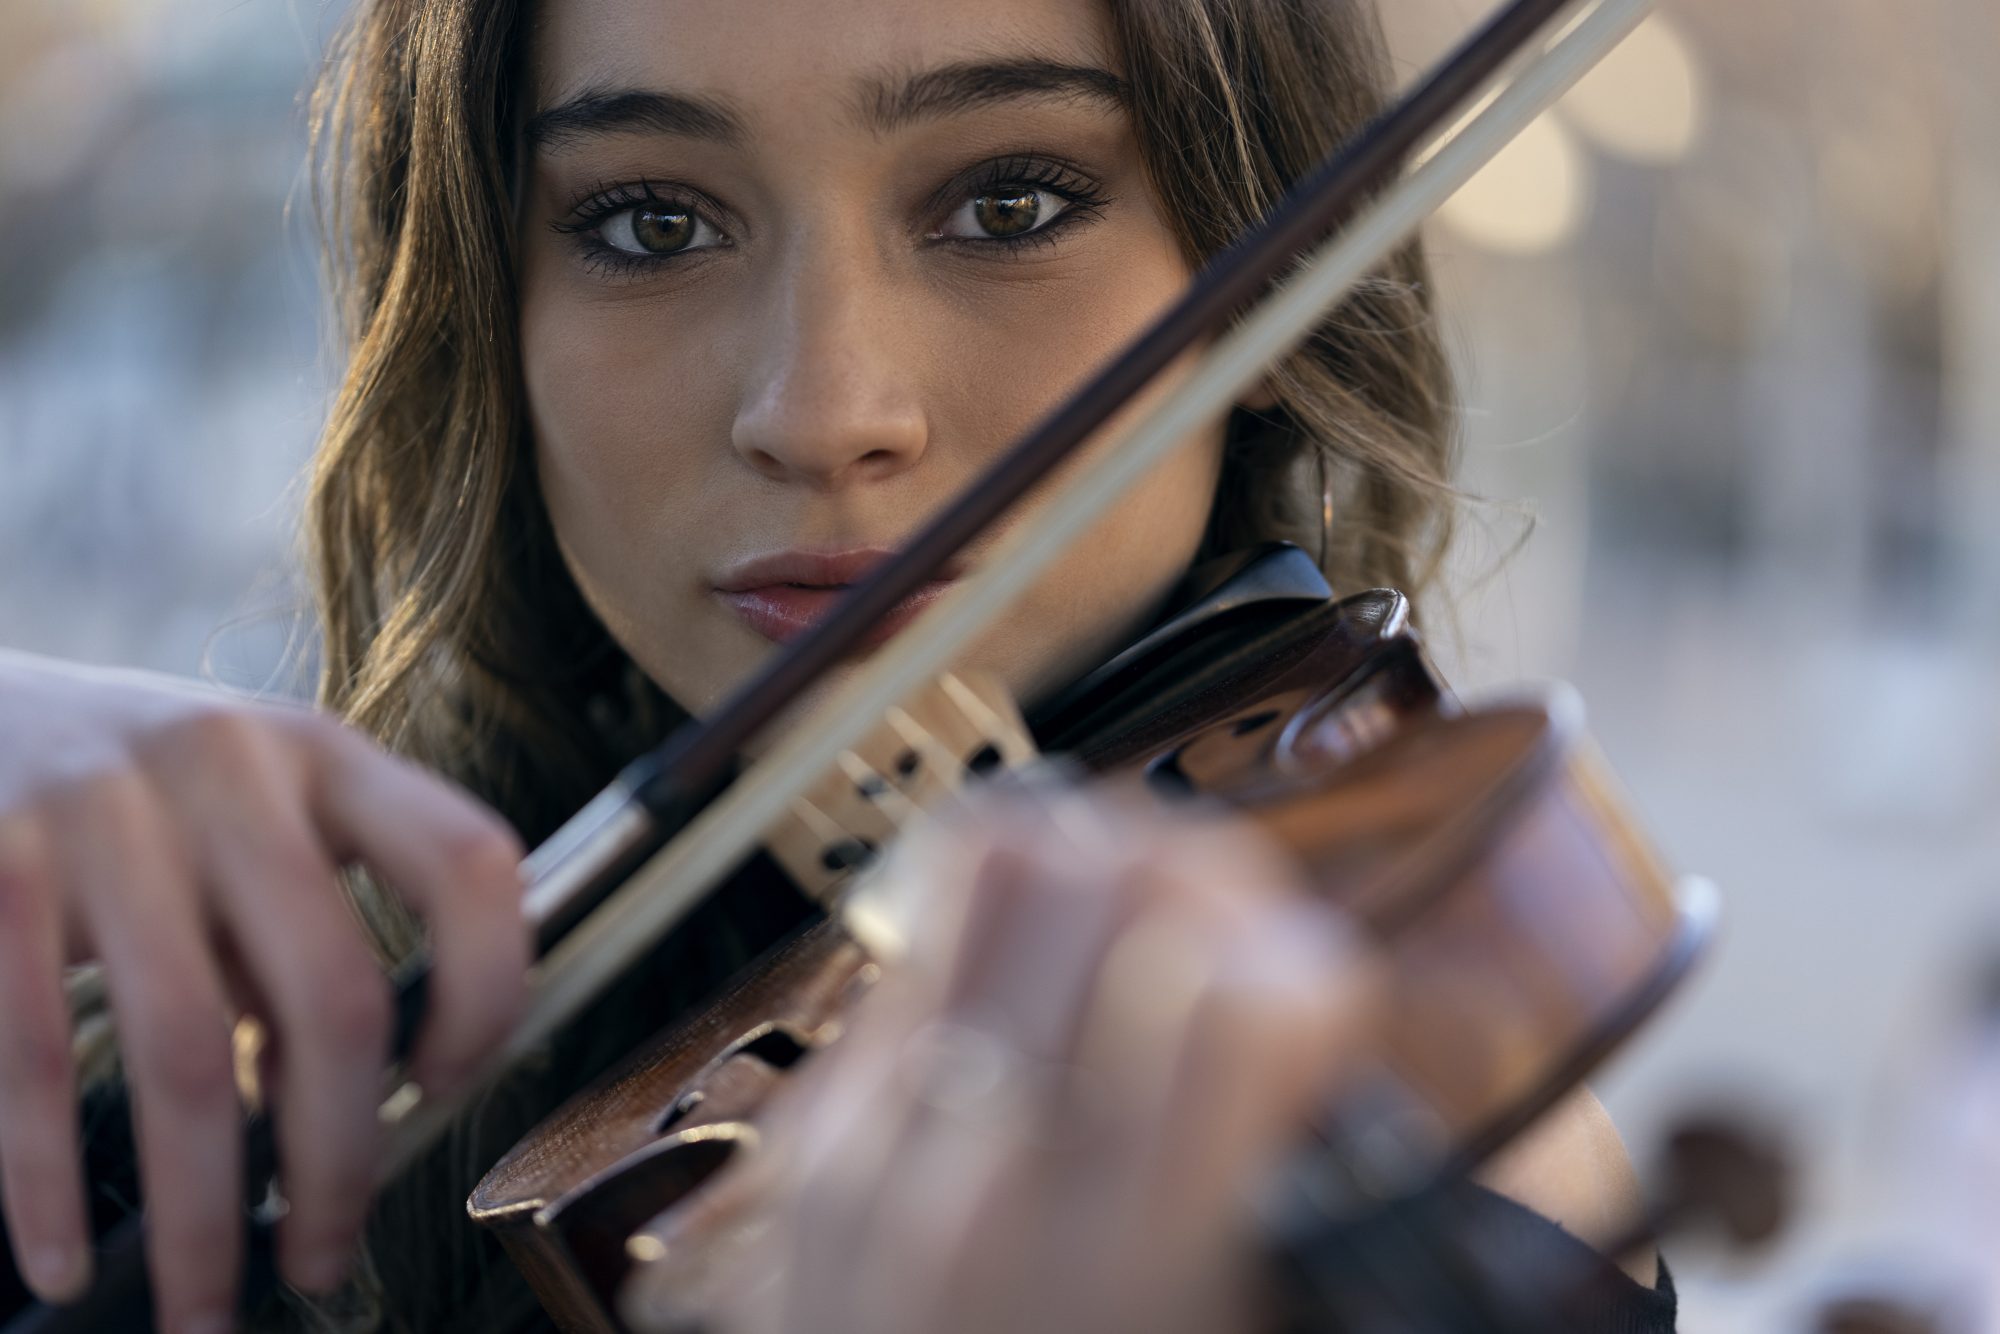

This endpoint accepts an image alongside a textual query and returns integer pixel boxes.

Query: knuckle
[157,1204,239,1273]
[306,962,392,1057]
[294,1176,371,1235]
[0,837,51,932]
[258,834,338,899]
[67,766,151,823]
[276,704,345,745]
[293,706,371,755]
[152,706,274,777]
[16,770,133,858]
[453,960,525,1052]
[286,708,379,776]
[129,1020,235,1111]
[8,1157,81,1218]
[2,1023,73,1093]
[298,712,400,787]
[414,964,521,1091]
[437,824,523,897]
[1184,979,1251,1050]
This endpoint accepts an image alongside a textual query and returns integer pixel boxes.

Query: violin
[472,558,1713,1331]
[4,0,1718,1328]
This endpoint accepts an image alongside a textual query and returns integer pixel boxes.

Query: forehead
[528,0,1118,118]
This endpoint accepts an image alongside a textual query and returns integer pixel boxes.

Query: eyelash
[933,155,1112,254]
[551,156,1113,279]
[551,176,726,280]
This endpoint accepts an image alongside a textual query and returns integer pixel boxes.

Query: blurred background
[1,0,1995,1329]
[1386,3,2000,1329]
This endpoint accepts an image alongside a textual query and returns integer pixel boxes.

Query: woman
[0,0,1671,1330]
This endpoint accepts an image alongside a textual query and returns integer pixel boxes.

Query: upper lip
[712,547,960,592]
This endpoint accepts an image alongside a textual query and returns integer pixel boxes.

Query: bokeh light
[1561,13,1705,163]
[1434,110,1592,255]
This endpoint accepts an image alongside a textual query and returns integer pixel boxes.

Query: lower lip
[715,581,957,648]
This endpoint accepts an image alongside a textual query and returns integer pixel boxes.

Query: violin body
[470,550,1707,1332]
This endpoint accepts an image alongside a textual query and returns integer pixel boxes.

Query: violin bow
[9,0,1652,1327]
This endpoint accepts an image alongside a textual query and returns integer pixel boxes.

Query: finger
[304,724,527,1094]
[190,795,390,1295]
[930,799,1143,1061]
[719,962,1012,1334]
[57,777,243,1334]
[1071,865,1368,1299]
[1142,904,1363,1205]
[766,996,939,1334]
[930,822,1354,1328]
[0,817,91,1302]
[808,806,1197,1333]
[770,813,1125,1329]
[845,1079,1048,1334]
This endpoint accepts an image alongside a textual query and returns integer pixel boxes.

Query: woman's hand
[0,650,528,1333]
[693,792,1374,1334]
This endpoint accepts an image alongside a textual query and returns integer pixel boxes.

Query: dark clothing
[1273,1176,1677,1333]
[1438,1183,1677,1333]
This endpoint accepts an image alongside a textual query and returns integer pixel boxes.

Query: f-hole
[728,1026,812,1070]
[654,1026,815,1135]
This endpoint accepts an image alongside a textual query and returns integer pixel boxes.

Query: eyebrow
[525,86,746,150]
[526,57,1129,153]
[856,58,1131,134]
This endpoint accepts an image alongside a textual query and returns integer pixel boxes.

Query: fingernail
[24,1245,88,1301]
[178,1312,233,1334]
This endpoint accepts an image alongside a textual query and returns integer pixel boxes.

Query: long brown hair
[302,1,1454,1326]
[309,0,1454,883]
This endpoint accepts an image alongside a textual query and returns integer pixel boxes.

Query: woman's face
[519,0,1234,726]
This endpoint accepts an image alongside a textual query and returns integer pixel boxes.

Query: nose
[730,247,929,490]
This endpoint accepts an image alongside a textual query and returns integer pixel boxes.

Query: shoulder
[1472,1087,1657,1286]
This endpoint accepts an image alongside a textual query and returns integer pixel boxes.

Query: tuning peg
[764,671,1039,902]
[1814,1297,1948,1334]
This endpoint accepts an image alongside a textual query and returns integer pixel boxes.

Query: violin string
[882,706,966,802]
[379,0,1653,1177]
[785,797,858,863]
[836,750,919,824]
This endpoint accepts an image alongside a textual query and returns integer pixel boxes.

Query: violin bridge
[763,670,1037,904]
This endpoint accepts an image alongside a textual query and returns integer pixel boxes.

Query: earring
[1315,448,1334,572]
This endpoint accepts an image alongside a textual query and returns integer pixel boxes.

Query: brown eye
[631,207,693,252]
[972,190,1044,238]
[601,204,717,257]
[939,187,1071,241]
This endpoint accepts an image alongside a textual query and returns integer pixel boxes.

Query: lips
[712,548,959,648]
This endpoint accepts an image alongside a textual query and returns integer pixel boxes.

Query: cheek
[520,266,767,673]
[522,291,716,533]
[518,275,753,713]
[913,250,1226,701]
[991,364,1228,705]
